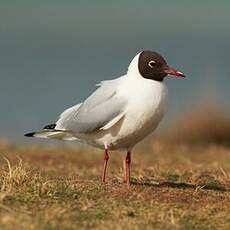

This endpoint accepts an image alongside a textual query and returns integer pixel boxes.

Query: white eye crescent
[148,60,156,68]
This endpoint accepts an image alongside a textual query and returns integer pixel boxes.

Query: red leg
[125,151,131,188]
[123,157,127,183]
[101,148,109,183]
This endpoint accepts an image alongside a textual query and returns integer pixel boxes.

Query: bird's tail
[24,124,78,141]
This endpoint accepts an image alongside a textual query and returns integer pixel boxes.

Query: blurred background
[0,1,230,143]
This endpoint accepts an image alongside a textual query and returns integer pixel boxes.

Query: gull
[25,50,185,187]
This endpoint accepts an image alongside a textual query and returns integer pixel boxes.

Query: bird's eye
[148,60,156,68]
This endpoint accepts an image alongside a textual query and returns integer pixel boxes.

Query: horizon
[1,1,230,142]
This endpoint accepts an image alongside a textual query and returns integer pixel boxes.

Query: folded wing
[56,77,126,133]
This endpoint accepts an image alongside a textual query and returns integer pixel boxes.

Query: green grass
[0,142,230,229]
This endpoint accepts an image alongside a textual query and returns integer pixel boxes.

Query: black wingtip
[24,132,35,137]
[43,123,56,130]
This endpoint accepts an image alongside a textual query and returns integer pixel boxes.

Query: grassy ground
[0,140,229,230]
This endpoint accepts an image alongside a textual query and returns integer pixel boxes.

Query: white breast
[83,76,168,150]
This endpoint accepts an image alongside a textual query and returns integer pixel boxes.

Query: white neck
[126,52,142,79]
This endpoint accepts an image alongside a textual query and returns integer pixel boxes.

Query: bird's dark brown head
[138,50,185,82]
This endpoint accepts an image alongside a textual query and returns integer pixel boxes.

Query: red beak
[164,66,185,78]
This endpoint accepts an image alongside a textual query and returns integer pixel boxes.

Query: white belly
[80,78,168,150]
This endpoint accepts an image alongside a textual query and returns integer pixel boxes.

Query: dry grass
[0,107,230,229]
[0,142,229,230]
[161,105,230,146]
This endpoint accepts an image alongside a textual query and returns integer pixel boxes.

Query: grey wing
[55,77,126,133]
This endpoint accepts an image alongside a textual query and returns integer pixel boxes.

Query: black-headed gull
[25,50,185,187]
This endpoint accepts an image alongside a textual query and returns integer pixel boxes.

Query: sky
[0,1,230,142]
